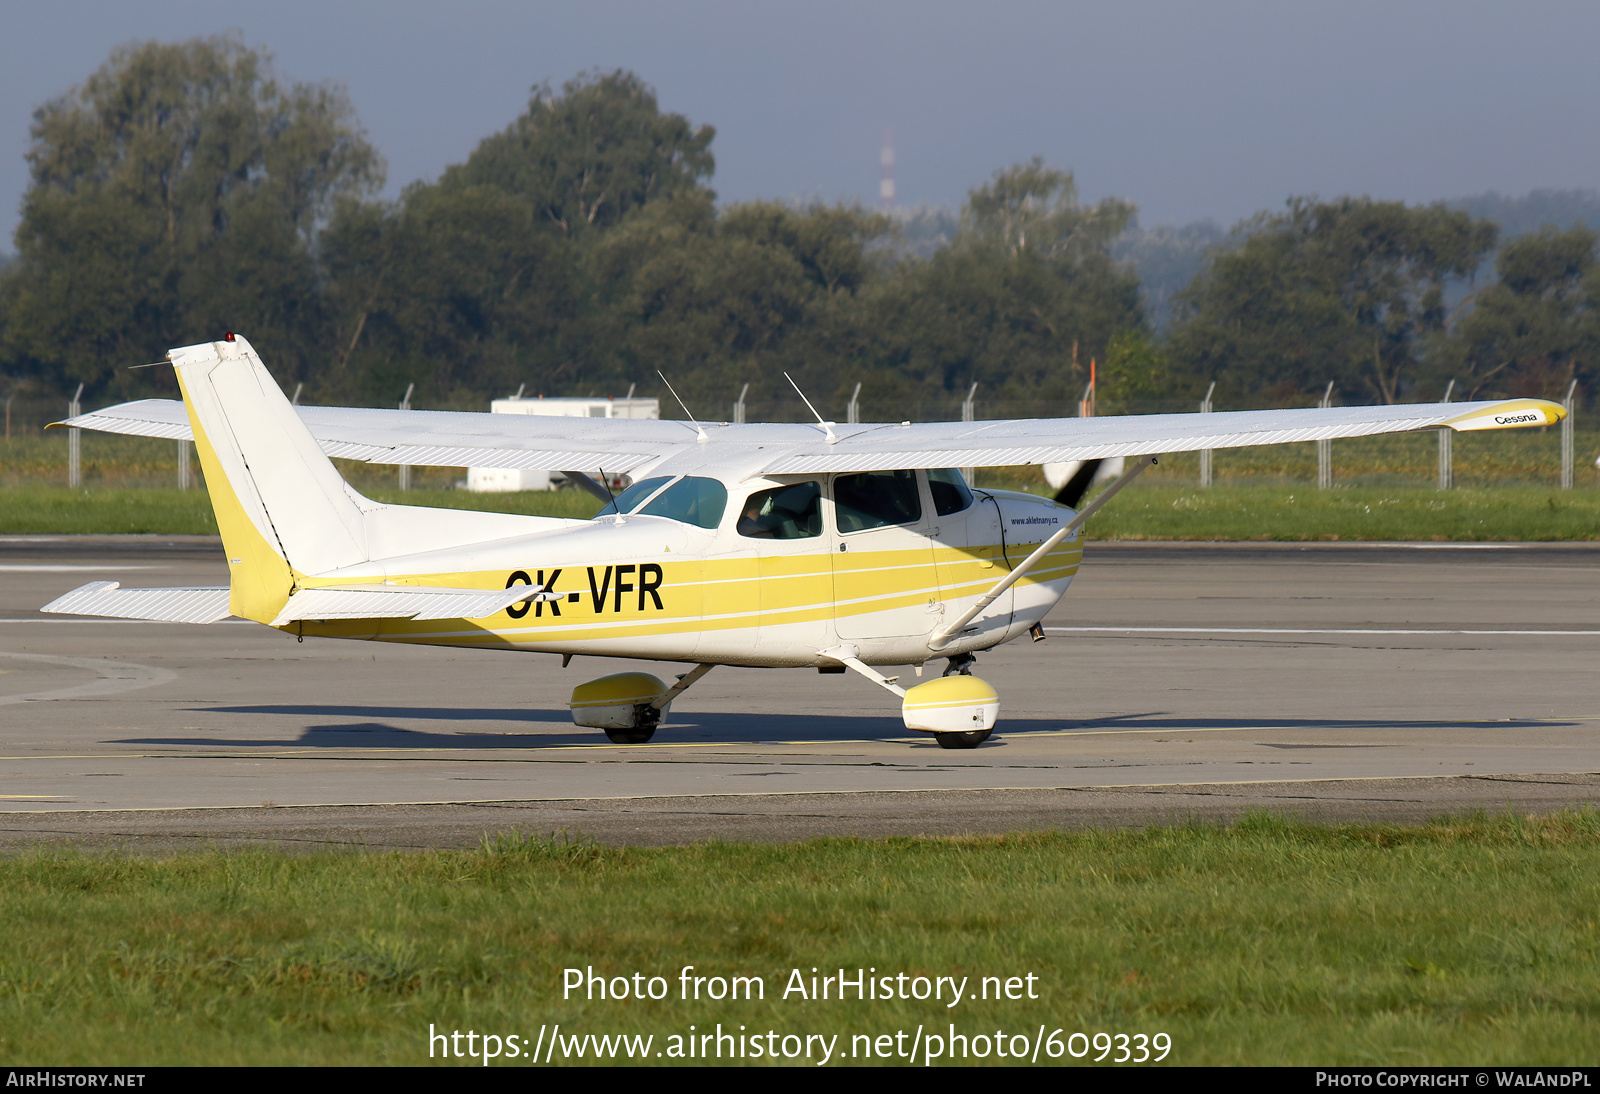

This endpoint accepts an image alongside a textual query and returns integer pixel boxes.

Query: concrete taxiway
[0,533,1596,849]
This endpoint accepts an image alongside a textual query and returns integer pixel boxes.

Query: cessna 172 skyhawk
[44,334,1566,748]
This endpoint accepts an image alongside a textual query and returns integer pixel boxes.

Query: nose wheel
[934,728,992,749]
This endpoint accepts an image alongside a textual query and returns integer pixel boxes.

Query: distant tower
[879,131,895,213]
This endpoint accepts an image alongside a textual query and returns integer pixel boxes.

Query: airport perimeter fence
[1,390,1596,494]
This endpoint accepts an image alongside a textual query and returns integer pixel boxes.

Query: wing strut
[649,662,716,710]
[929,454,1158,651]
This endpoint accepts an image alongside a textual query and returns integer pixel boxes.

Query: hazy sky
[3,0,1598,242]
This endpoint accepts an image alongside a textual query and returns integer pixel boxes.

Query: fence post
[960,382,978,482]
[1199,381,1216,487]
[1316,381,1334,489]
[1561,378,1577,490]
[397,383,414,491]
[732,383,748,425]
[177,441,191,490]
[67,383,83,488]
[1438,379,1454,491]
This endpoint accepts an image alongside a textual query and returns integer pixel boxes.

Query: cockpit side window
[738,482,822,539]
[637,476,728,530]
[927,467,975,516]
[834,469,922,533]
[594,476,671,519]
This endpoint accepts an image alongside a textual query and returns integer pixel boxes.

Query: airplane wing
[59,398,700,474]
[756,399,1567,474]
[61,395,1566,476]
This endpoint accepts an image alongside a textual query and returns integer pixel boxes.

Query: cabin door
[829,470,942,641]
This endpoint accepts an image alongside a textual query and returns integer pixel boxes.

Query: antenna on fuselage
[598,466,626,525]
[784,372,838,445]
[656,370,709,443]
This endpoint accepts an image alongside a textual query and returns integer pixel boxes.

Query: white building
[465,394,659,492]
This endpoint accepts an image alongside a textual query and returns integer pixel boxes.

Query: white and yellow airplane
[45,334,1567,748]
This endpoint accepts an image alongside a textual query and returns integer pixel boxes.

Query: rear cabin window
[834,469,922,533]
[738,482,822,539]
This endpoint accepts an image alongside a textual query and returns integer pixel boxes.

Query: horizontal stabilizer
[41,581,232,624]
[269,583,550,626]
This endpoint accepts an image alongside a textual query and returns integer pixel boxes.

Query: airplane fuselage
[293,476,1081,668]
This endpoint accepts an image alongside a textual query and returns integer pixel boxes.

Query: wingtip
[1444,398,1568,433]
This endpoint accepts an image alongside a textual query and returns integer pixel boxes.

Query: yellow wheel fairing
[901,675,1001,733]
[570,672,670,730]
[571,672,670,708]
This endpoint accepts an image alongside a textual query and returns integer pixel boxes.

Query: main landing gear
[569,664,715,744]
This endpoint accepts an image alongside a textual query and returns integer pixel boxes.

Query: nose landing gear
[820,644,1000,750]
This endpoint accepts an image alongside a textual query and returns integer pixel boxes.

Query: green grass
[1086,485,1600,541]
[976,425,1600,490]
[4,483,1595,540]
[1,814,1597,1065]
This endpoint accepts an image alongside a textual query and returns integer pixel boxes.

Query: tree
[1430,225,1599,400]
[858,161,1144,415]
[580,196,894,415]
[320,70,721,406]
[1169,197,1498,405]
[0,35,380,399]
[963,157,1133,262]
[318,183,576,406]
[1096,331,1190,413]
[440,70,714,236]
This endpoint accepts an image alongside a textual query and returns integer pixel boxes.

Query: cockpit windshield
[594,475,728,530]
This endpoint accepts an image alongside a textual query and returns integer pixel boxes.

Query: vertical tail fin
[171,334,370,622]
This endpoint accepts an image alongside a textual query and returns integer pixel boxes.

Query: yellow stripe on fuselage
[294,538,1081,657]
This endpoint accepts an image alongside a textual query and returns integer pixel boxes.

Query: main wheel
[934,729,992,749]
[603,702,661,745]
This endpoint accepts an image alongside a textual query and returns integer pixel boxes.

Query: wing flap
[269,583,546,626]
[41,581,232,624]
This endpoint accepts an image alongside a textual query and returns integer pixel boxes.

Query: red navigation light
[224,331,236,342]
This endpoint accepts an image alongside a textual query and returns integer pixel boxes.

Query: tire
[934,729,992,749]
[603,703,661,745]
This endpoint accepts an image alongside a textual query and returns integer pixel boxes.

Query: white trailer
[465,394,659,492]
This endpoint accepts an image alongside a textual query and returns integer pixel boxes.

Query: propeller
[1052,459,1102,509]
